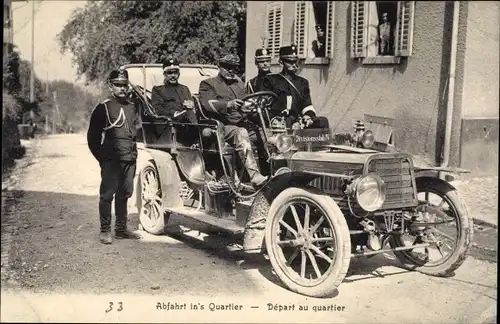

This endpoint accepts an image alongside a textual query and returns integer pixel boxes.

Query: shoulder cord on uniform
[247,81,254,93]
[100,103,129,145]
[103,103,127,131]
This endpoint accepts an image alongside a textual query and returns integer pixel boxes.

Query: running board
[164,206,245,235]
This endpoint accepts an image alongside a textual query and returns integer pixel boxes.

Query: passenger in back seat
[151,57,197,124]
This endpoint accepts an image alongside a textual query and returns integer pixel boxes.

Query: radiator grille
[368,157,417,209]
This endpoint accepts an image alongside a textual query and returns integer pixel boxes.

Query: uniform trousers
[98,160,137,233]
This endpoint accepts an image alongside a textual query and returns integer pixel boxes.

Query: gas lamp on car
[353,120,375,149]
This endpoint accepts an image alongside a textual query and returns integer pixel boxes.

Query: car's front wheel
[138,161,165,235]
[389,178,473,276]
[265,187,351,298]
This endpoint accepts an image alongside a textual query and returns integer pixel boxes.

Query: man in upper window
[261,45,330,129]
[246,47,272,94]
[151,57,197,123]
[198,54,267,188]
[312,25,326,58]
[378,12,392,55]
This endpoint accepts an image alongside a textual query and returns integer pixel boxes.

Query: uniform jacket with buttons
[246,71,271,94]
[151,83,193,118]
[261,72,315,120]
[199,74,248,125]
[87,96,138,162]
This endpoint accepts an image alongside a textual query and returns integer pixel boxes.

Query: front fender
[261,171,320,200]
[414,164,470,182]
[415,176,457,193]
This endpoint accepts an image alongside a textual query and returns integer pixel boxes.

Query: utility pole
[52,91,57,134]
[29,0,35,103]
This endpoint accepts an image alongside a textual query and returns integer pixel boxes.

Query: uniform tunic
[199,74,248,125]
[151,83,196,123]
[87,96,138,162]
[246,71,271,93]
[261,72,315,121]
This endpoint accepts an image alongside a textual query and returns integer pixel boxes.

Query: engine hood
[288,150,413,177]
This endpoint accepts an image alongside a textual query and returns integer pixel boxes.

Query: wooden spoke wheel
[389,179,473,276]
[139,161,165,235]
[265,187,351,298]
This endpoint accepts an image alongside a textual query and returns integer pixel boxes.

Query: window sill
[303,57,330,65]
[271,57,330,66]
[361,56,401,65]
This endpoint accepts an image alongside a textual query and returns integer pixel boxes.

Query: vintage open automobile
[121,63,473,298]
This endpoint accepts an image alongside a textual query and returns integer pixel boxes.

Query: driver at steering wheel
[198,54,268,188]
[151,57,197,124]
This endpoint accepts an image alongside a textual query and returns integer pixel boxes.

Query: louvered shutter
[394,1,415,56]
[266,2,283,59]
[351,1,366,58]
[325,1,335,58]
[294,1,308,58]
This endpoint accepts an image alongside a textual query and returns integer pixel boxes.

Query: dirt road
[1,134,497,323]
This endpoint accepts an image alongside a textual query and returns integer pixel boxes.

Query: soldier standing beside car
[246,47,272,94]
[151,57,197,123]
[262,45,330,129]
[87,69,141,244]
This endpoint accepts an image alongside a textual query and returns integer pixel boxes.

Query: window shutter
[325,1,335,58]
[394,1,415,56]
[294,1,308,58]
[267,2,283,59]
[351,1,366,58]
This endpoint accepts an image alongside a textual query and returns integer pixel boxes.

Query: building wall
[459,1,499,177]
[246,1,469,169]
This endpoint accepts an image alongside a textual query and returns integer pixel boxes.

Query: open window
[293,1,335,64]
[265,2,284,60]
[351,1,415,64]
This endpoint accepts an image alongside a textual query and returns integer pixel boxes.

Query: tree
[42,80,102,132]
[58,1,246,83]
[2,49,46,122]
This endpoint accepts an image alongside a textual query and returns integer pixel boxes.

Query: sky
[12,0,89,86]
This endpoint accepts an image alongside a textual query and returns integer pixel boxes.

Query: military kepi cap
[163,57,180,72]
[109,69,129,84]
[279,45,299,59]
[218,54,240,68]
[254,48,271,61]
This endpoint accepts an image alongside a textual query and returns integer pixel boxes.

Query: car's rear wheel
[265,187,351,298]
[139,161,165,235]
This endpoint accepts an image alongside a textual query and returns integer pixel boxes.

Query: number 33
[105,302,123,313]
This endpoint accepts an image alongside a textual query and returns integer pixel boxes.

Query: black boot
[115,197,141,240]
[238,149,267,188]
[99,231,112,244]
[115,229,141,240]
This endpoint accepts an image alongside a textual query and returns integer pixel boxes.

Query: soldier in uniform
[261,45,330,129]
[151,57,197,123]
[87,69,141,244]
[246,47,272,93]
[198,54,267,188]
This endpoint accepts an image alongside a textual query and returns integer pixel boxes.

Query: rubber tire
[265,187,351,298]
[389,178,473,276]
[138,161,165,235]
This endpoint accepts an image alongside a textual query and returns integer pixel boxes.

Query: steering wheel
[239,91,278,114]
